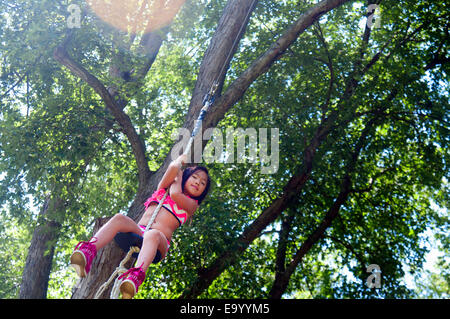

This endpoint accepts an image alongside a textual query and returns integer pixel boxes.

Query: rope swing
[94,0,258,298]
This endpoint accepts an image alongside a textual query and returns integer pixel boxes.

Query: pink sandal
[70,238,97,278]
[118,264,146,299]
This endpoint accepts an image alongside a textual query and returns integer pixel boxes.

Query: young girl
[70,154,211,298]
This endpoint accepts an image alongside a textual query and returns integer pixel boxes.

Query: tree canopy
[0,0,448,299]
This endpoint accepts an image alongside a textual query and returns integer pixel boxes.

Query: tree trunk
[268,97,399,298]
[19,196,62,298]
[268,178,353,298]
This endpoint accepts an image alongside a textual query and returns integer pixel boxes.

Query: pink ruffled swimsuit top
[144,188,197,227]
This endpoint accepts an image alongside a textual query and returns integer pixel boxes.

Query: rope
[93,0,258,299]
[145,188,169,232]
[143,81,219,232]
[94,246,141,299]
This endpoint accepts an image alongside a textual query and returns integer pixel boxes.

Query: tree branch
[168,0,259,164]
[268,118,376,299]
[325,235,367,270]
[312,22,335,117]
[204,0,352,131]
[53,45,151,187]
[169,0,352,166]
[274,213,295,281]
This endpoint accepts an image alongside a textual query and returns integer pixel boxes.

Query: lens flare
[86,0,186,34]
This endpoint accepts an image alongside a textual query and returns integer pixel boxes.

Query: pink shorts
[139,225,171,248]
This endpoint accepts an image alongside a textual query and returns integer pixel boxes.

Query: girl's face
[184,170,208,198]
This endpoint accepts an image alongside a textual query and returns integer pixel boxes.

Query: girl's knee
[112,213,135,223]
[111,213,126,223]
[111,214,136,230]
[143,229,161,243]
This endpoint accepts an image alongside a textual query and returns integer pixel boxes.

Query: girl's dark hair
[181,166,211,204]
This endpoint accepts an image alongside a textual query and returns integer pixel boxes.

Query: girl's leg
[71,214,142,278]
[118,229,168,298]
[92,213,142,250]
[135,229,169,272]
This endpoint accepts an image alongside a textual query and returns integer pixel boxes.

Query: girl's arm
[170,170,199,216]
[157,154,187,190]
